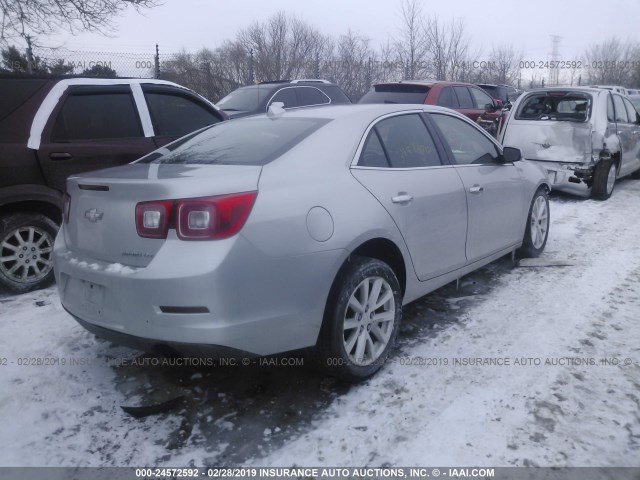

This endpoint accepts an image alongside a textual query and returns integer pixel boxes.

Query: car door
[452,86,478,120]
[37,85,157,192]
[429,112,525,262]
[142,84,225,148]
[350,112,468,281]
[620,97,640,176]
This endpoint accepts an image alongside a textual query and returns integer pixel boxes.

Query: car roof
[235,103,473,124]
[373,80,484,88]
[521,86,607,95]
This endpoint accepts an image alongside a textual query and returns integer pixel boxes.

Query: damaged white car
[500,87,640,200]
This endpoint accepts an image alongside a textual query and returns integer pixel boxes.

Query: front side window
[52,92,142,141]
[269,88,297,109]
[470,87,494,109]
[607,95,615,122]
[145,92,221,137]
[431,113,499,165]
[359,114,441,168]
[623,98,638,124]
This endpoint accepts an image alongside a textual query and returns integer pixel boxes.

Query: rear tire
[518,188,550,258]
[0,213,58,294]
[315,256,402,382]
[591,159,617,200]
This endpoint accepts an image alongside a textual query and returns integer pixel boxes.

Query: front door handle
[391,193,414,204]
[49,152,73,160]
[469,185,484,194]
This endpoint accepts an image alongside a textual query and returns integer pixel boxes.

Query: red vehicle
[358,80,504,136]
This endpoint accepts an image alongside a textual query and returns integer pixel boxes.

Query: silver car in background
[54,104,550,381]
[500,87,640,200]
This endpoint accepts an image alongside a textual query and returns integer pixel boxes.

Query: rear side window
[359,114,441,168]
[358,131,390,168]
[437,87,458,108]
[613,95,628,123]
[138,117,330,166]
[515,92,591,122]
[358,84,429,104]
[453,87,474,109]
[297,87,330,107]
[145,92,221,137]
[322,86,351,104]
[52,92,142,141]
[431,113,499,165]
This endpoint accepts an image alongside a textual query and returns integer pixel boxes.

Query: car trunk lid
[64,163,261,267]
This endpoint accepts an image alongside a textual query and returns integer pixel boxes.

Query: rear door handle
[469,185,484,194]
[391,193,414,204]
[49,152,73,160]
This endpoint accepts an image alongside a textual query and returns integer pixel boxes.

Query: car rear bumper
[54,230,345,356]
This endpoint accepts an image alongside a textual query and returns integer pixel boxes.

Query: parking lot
[1,181,639,467]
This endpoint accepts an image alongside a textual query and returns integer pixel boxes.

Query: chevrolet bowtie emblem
[534,142,552,149]
[84,208,104,223]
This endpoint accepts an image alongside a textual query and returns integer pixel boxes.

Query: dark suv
[359,81,503,136]
[476,84,522,106]
[0,76,226,293]
[216,79,351,118]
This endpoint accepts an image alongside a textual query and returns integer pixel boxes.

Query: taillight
[134,192,257,241]
[176,192,257,240]
[135,201,173,239]
[63,193,71,224]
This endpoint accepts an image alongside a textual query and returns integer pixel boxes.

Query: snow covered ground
[1,179,639,467]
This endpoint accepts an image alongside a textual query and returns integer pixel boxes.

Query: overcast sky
[44,0,640,60]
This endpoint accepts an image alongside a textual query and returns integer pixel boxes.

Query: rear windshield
[515,92,591,122]
[216,86,271,113]
[137,117,330,166]
[358,84,429,104]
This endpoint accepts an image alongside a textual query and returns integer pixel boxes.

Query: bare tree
[0,0,159,46]
[394,0,429,80]
[472,45,522,85]
[425,17,471,81]
[238,11,324,82]
[322,31,377,101]
[583,37,637,86]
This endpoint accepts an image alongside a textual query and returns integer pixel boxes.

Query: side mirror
[502,146,522,163]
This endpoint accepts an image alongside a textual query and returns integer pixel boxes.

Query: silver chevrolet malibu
[54,104,550,381]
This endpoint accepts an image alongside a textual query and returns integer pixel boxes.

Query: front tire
[0,213,58,293]
[316,256,402,382]
[591,159,617,200]
[518,188,550,258]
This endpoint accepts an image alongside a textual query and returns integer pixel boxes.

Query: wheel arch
[332,237,407,298]
[0,185,63,224]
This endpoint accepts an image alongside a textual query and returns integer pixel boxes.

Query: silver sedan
[54,104,550,381]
